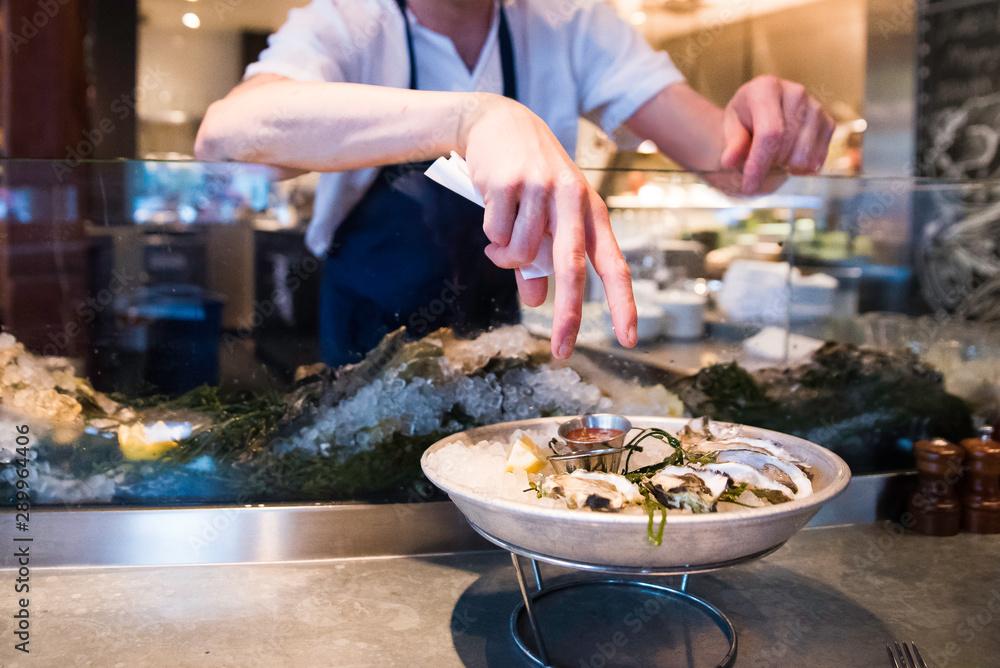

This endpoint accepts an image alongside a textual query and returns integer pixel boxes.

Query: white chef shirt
[245,0,685,256]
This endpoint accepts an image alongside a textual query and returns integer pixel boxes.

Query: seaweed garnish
[622,427,716,482]
[717,482,751,506]
[623,427,680,472]
[524,481,543,498]
[644,495,667,546]
[622,426,721,544]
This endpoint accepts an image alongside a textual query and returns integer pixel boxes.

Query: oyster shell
[710,449,813,499]
[692,437,809,469]
[677,415,742,445]
[540,470,642,512]
[644,465,730,513]
[705,462,795,504]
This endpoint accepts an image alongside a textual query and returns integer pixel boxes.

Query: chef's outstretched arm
[195,74,637,360]
[626,76,835,195]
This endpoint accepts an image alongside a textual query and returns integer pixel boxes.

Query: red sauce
[564,427,623,443]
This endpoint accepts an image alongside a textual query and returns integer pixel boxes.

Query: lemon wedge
[505,432,548,474]
[118,421,187,461]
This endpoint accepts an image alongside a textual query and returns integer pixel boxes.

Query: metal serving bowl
[422,416,851,570]
[556,414,632,453]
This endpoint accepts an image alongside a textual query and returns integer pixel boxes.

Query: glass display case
[2,159,997,513]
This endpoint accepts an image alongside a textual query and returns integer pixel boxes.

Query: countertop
[578,335,777,379]
[2,524,998,667]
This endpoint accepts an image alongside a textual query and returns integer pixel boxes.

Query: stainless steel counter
[2,524,997,667]
[4,472,910,569]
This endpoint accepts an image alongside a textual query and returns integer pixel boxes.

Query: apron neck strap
[394,0,517,101]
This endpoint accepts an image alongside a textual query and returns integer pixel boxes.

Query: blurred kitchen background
[130,0,895,172]
[3,0,1000,414]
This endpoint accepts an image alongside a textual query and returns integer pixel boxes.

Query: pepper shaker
[960,426,1000,534]
[909,438,965,536]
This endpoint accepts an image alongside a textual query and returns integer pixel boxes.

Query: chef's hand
[460,95,637,359]
[721,76,835,195]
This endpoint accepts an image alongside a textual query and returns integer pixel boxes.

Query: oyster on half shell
[644,465,730,513]
[710,449,813,499]
[705,461,795,504]
[540,470,643,512]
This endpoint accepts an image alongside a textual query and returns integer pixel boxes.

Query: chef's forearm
[194,75,496,171]
[625,82,726,172]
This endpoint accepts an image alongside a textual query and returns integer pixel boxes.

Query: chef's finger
[741,79,785,194]
[483,242,502,267]
[585,190,636,348]
[776,82,809,167]
[482,181,520,247]
[788,103,821,173]
[516,271,548,308]
[721,111,751,171]
[548,178,588,359]
[488,182,548,269]
[809,111,836,172]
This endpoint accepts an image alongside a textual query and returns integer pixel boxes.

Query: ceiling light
[182,12,200,29]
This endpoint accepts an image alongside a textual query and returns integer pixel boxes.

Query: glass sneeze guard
[1,159,997,509]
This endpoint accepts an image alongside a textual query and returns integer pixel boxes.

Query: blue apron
[319,0,520,367]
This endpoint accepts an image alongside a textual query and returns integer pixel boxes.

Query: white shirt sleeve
[243,1,349,83]
[569,1,685,137]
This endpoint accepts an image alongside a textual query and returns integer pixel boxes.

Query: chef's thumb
[721,124,751,171]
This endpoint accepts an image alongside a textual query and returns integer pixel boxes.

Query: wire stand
[469,522,784,668]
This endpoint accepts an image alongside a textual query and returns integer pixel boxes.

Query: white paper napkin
[425,151,554,280]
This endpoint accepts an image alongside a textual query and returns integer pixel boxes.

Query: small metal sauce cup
[556,414,632,453]
[548,446,628,475]
[549,414,633,474]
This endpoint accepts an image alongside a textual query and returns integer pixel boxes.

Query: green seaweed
[717,482,751,505]
[672,344,976,472]
[644,495,667,546]
[233,429,448,501]
[157,386,287,464]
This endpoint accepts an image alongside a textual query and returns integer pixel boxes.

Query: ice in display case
[1,159,998,516]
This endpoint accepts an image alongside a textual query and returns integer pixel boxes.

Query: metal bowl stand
[469,521,785,668]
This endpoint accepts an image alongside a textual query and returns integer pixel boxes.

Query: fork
[886,641,932,668]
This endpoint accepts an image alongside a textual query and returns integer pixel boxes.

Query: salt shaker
[909,438,965,536]
[960,426,1000,534]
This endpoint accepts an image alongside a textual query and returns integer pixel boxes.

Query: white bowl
[422,416,851,570]
[655,290,706,340]
[602,301,664,342]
